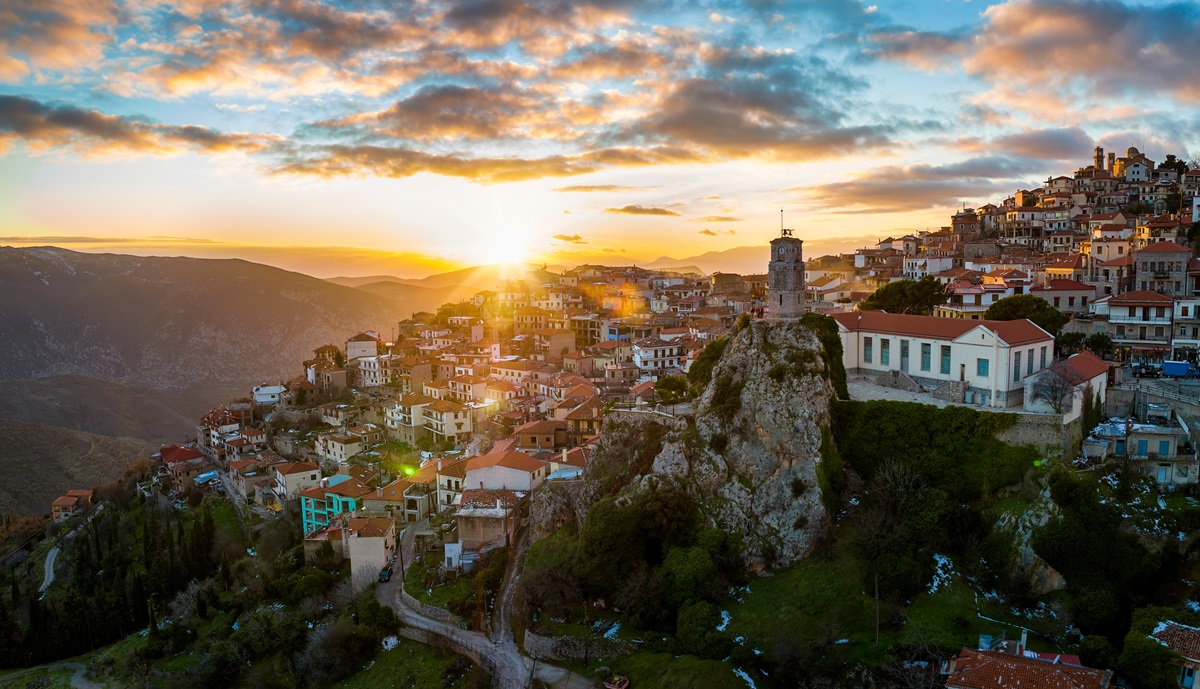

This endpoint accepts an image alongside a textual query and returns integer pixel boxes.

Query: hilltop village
[26,147,1200,689]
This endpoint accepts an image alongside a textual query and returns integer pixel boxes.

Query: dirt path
[0,661,105,689]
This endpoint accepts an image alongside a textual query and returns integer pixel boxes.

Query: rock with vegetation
[578,317,845,571]
[684,320,838,569]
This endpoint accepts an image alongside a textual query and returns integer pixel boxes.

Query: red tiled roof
[161,445,203,464]
[275,461,320,476]
[1138,240,1191,253]
[946,648,1111,689]
[1055,352,1110,384]
[466,450,544,474]
[459,488,526,509]
[515,419,566,434]
[832,311,1052,346]
[1108,290,1174,304]
[1097,255,1133,267]
[1151,621,1200,662]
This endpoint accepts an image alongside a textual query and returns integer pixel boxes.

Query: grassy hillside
[0,419,153,515]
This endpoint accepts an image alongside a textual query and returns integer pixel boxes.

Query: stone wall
[995,413,1082,462]
[401,589,463,626]
[524,629,629,661]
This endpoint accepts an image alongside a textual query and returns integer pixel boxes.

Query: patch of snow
[1185,600,1200,613]
[928,554,954,594]
[835,638,850,645]
[717,610,732,632]
[603,623,621,640]
[382,636,400,650]
[733,668,757,689]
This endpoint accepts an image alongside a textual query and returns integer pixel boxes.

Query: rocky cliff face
[571,320,838,570]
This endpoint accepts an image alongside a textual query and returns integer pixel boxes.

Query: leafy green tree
[1160,154,1188,176]
[985,294,1069,334]
[687,337,727,396]
[655,375,689,405]
[1056,331,1086,355]
[1084,332,1113,358]
[859,277,951,315]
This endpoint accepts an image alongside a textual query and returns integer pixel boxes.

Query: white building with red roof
[464,450,547,492]
[1023,352,1110,421]
[832,311,1054,408]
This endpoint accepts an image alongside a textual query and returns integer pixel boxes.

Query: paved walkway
[377,522,597,689]
[38,546,59,594]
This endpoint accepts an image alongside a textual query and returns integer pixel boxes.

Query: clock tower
[767,227,805,321]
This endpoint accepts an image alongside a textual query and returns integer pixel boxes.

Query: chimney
[1019,629,1027,654]
[376,486,383,498]
[496,499,502,510]
[562,448,568,465]
[437,459,443,471]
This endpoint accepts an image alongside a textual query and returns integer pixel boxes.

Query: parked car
[378,566,392,583]
[1131,364,1162,378]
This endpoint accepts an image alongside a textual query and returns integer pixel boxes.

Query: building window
[863,337,872,363]
[1159,440,1171,456]
[921,343,931,371]
[881,339,890,366]
[1040,346,1047,369]
[977,358,989,376]
[1014,352,1021,382]
[940,345,951,374]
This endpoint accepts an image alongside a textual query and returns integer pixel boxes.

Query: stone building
[768,228,805,320]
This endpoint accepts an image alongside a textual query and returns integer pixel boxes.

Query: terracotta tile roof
[52,496,80,507]
[1137,240,1191,253]
[275,461,320,476]
[1108,290,1174,304]
[459,488,526,509]
[466,450,544,474]
[426,399,468,414]
[161,445,204,464]
[515,419,566,434]
[831,311,1052,346]
[1151,621,1200,662]
[346,517,394,538]
[946,648,1111,689]
[435,456,472,479]
[1097,255,1133,267]
[1055,352,1110,384]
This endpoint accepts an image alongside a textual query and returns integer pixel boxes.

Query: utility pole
[874,573,880,662]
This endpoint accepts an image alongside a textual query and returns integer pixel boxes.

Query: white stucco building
[832,311,1055,408]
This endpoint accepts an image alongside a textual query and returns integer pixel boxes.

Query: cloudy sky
[1,0,1198,277]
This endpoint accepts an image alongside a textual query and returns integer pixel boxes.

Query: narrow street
[377,522,597,689]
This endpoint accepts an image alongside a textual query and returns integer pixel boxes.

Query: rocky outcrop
[580,320,837,571]
[995,479,1066,595]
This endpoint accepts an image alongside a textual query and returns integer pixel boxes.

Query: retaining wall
[524,629,629,661]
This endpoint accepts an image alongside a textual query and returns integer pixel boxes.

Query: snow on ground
[603,623,621,639]
[717,610,732,632]
[382,636,399,650]
[733,668,757,689]
[928,554,954,594]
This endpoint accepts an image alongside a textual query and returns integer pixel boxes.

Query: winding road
[376,522,596,689]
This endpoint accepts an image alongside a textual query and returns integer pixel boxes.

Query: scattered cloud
[797,155,1037,213]
[603,205,681,216]
[689,215,740,222]
[552,233,587,244]
[552,184,657,193]
[698,229,718,236]
[0,95,279,157]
